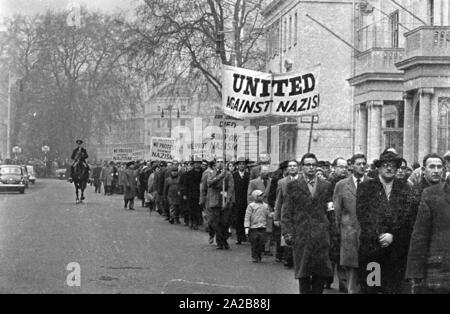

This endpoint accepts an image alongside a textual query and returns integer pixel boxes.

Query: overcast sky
[0,0,140,18]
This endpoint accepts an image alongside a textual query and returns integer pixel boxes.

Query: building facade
[263,0,450,165]
[349,0,450,164]
[263,0,355,162]
[93,108,145,162]
[143,83,220,161]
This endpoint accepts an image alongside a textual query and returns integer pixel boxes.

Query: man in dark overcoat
[356,151,412,294]
[282,153,337,294]
[92,162,103,193]
[122,162,138,210]
[180,160,203,230]
[406,177,450,294]
[232,158,250,244]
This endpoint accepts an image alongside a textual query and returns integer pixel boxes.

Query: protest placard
[112,148,134,162]
[150,137,176,161]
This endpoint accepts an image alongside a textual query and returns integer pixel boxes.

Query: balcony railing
[354,48,404,77]
[404,26,450,59]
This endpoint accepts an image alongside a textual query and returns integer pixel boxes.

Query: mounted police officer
[69,139,89,182]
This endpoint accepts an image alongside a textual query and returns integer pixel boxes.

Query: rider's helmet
[76,139,83,145]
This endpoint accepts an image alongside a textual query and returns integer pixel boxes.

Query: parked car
[0,165,26,194]
[26,165,36,184]
[20,165,30,188]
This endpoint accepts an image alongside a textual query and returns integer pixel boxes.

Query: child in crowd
[244,190,273,263]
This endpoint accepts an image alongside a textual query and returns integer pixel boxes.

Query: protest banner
[150,137,176,161]
[222,64,320,119]
[132,150,145,161]
[112,148,134,162]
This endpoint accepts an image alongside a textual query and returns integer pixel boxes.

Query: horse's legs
[81,183,85,201]
[75,182,79,203]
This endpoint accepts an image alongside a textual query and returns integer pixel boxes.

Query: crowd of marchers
[86,149,450,294]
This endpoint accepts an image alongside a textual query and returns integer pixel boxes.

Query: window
[386,119,396,128]
[181,105,186,112]
[283,19,287,51]
[438,100,450,155]
[180,119,186,126]
[157,120,160,128]
[294,13,298,45]
[276,21,280,54]
[389,10,399,48]
[157,106,161,112]
[289,16,292,48]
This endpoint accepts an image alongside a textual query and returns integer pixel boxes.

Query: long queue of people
[88,149,450,294]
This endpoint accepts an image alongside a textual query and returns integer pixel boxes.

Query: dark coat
[155,167,167,195]
[232,171,250,209]
[406,182,450,292]
[164,175,181,206]
[408,178,440,241]
[268,169,283,209]
[92,166,102,180]
[180,169,203,201]
[281,175,334,279]
[71,147,88,161]
[122,169,137,200]
[356,177,412,292]
[206,169,234,209]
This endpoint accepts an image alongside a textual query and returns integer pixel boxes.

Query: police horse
[72,161,89,204]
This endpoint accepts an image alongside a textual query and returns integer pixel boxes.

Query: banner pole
[307,115,315,153]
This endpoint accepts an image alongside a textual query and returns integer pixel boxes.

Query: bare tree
[130,0,267,97]
[0,10,144,159]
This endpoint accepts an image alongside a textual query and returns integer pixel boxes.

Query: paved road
[0,179,339,294]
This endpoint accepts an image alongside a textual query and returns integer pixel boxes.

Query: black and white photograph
[0,0,450,298]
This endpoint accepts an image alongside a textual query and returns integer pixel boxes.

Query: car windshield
[0,167,22,175]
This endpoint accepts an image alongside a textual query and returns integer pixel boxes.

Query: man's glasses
[303,163,317,168]
[381,163,397,169]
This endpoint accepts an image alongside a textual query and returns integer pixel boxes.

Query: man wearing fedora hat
[69,139,89,182]
[356,150,413,293]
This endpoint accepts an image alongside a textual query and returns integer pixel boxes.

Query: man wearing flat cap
[356,150,413,293]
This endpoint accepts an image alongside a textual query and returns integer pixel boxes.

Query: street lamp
[41,145,50,160]
[161,104,180,137]
[41,145,50,177]
[12,146,22,162]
